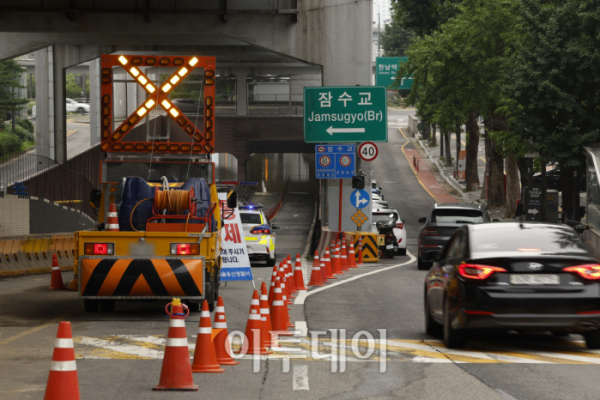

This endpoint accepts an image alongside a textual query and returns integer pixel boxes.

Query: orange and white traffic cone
[213,296,239,366]
[240,290,271,355]
[191,300,224,373]
[154,299,198,391]
[340,240,350,271]
[287,255,297,295]
[308,251,324,287]
[293,253,307,291]
[333,242,344,275]
[270,279,293,336]
[44,321,80,400]
[268,264,279,307]
[279,262,292,305]
[320,258,328,283]
[49,254,66,290]
[260,282,274,348]
[357,237,364,266]
[106,203,119,232]
[348,241,359,268]
[324,247,336,279]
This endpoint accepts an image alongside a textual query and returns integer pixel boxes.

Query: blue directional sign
[315,144,356,179]
[350,189,370,209]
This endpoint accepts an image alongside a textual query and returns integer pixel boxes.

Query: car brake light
[84,243,114,255]
[459,263,506,280]
[564,264,600,280]
[251,227,272,234]
[170,243,200,255]
[422,229,438,236]
[396,223,404,229]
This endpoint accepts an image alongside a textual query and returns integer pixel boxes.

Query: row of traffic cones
[308,238,363,286]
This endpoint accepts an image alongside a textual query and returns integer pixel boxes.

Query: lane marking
[79,336,159,359]
[293,365,309,390]
[294,252,416,305]
[479,156,486,163]
[0,316,68,346]
[496,389,519,400]
[66,129,77,137]
[295,321,308,337]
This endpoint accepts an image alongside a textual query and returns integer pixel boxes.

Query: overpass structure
[0,0,373,231]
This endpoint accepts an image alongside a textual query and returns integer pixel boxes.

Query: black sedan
[424,222,600,349]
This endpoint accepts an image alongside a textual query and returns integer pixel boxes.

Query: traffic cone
[357,237,364,265]
[191,300,224,373]
[268,264,280,307]
[332,242,344,275]
[106,203,119,232]
[260,282,274,348]
[240,290,271,355]
[49,254,66,290]
[44,321,80,400]
[287,255,297,294]
[154,299,198,391]
[340,240,350,271]
[270,279,293,336]
[348,241,359,268]
[293,253,308,291]
[320,258,328,282]
[324,247,336,279]
[279,262,292,305]
[213,296,239,366]
[308,251,324,287]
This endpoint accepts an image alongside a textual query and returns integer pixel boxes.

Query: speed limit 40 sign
[358,142,378,162]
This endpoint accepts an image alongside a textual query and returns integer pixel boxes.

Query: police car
[239,204,279,266]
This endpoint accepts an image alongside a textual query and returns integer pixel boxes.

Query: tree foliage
[379,18,415,57]
[0,60,28,115]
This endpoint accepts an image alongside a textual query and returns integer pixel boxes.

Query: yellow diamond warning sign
[351,209,368,227]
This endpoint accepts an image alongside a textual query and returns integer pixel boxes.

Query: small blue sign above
[350,189,370,209]
[315,144,356,179]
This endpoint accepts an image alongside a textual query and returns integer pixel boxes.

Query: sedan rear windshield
[431,209,483,224]
[240,213,262,225]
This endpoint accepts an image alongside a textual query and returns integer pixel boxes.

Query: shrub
[16,117,34,134]
[0,132,23,157]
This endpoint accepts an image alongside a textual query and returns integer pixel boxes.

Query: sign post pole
[339,179,343,232]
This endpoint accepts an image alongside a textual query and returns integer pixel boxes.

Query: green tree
[0,60,29,126]
[391,0,460,37]
[379,19,415,57]
[65,74,89,99]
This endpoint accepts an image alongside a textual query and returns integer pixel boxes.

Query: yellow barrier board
[347,231,379,262]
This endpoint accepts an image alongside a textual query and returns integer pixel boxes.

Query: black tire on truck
[205,270,216,312]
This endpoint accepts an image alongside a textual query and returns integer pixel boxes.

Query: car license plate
[510,274,560,285]
[129,242,156,257]
[386,244,393,249]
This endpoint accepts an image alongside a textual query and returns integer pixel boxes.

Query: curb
[416,139,470,202]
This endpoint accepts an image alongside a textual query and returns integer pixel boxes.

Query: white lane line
[496,389,519,400]
[293,365,309,390]
[295,321,308,337]
[412,356,454,363]
[79,337,163,359]
[294,252,416,305]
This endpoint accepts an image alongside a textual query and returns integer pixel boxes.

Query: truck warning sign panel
[218,193,253,281]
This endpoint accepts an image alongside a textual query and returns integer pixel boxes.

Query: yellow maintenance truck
[72,54,234,312]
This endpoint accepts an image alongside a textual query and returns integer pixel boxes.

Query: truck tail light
[84,243,114,255]
[396,223,404,229]
[422,229,438,236]
[170,243,200,255]
[459,263,506,280]
[564,264,600,280]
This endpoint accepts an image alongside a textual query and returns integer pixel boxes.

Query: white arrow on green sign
[304,86,388,143]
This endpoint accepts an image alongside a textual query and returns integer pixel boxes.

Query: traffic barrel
[308,251,324,287]
[269,279,293,336]
[293,253,307,291]
[106,203,119,232]
[44,321,80,400]
[191,300,224,373]
[213,296,239,366]
[240,290,271,355]
[154,299,198,391]
[49,254,66,290]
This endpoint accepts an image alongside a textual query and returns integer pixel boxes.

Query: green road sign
[304,86,388,143]
[376,57,413,90]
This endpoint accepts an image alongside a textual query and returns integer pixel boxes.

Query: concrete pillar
[52,45,80,163]
[232,68,250,116]
[34,47,53,160]
[89,58,101,147]
[113,73,127,121]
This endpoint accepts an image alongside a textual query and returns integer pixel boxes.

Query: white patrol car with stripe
[239,204,279,266]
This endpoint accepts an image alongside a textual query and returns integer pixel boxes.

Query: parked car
[424,222,600,349]
[372,193,384,201]
[417,203,491,270]
[66,98,90,114]
[372,200,390,211]
[372,209,407,255]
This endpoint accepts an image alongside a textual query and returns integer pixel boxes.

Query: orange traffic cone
[340,240,350,271]
[106,203,119,232]
[213,296,239,366]
[154,299,198,391]
[49,254,66,290]
[287,255,297,294]
[320,258,328,282]
[270,279,293,336]
[279,262,292,305]
[260,282,274,348]
[348,240,359,268]
[293,253,307,291]
[324,247,336,279]
[308,251,324,287]
[357,237,364,265]
[240,290,271,355]
[191,300,224,373]
[332,242,344,275]
[268,264,279,306]
[44,321,79,400]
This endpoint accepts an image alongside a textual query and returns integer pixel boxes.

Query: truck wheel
[100,300,115,312]
[84,299,99,312]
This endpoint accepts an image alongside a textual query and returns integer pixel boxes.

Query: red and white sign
[358,142,378,162]
[317,146,326,153]
[339,155,352,167]
[319,155,332,167]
